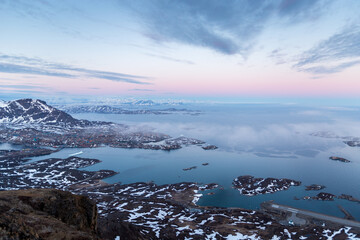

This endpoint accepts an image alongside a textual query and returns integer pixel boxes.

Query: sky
[0,0,360,101]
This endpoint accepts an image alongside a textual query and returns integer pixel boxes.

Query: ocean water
[29,103,360,219]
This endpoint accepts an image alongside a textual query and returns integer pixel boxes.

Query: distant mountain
[131,100,155,106]
[58,105,200,115]
[59,105,157,115]
[0,99,92,127]
[120,99,184,106]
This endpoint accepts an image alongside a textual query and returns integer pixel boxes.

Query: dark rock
[305,184,326,191]
[0,189,98,239]
[183,166,197,171]
[329,156,350,163]
[202,145,218,150]
[312,192,336,201]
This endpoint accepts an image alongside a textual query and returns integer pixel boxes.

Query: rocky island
[305,184,326,191]
[338,194,360,203]
[202,145,218,150]
[301,192,360,203]
[182,166,197,171]
[329,156,351,163]
[232,175,301,196]
[311,192,337,201]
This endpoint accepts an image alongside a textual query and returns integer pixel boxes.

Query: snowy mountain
[130,100,155,106]
[0,100,7,108]
[58,105,200,115]
[0,99,91,127]
[58,105,156,114]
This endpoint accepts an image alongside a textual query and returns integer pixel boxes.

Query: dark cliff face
[0,189,98,240]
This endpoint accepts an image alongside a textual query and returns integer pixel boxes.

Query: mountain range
[0,99,92,127]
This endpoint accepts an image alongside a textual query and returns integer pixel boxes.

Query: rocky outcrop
[311,192,336,201]
[232,175,301,196]
[0,189,98,240]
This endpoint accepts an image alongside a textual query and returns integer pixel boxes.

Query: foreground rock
[0,189,98,239]
[232,175,301,196]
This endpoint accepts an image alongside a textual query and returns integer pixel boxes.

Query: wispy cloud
[0,0,101,42]
[125,0,329,56]
[0,54,151,84]
[145,53,194,65]
[294,25,360,74]
[268,48,288,65]
[0,89,45,95]
[0,84,51,90]
[129,88,155,92]
[299,60,360,74]
[0,63,74,78]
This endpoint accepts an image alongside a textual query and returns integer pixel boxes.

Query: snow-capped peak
[0,100,8,108]
[0,98,89,127]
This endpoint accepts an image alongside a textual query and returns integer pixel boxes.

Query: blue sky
[0,0,360,102]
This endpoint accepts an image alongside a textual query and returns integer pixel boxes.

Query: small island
[311,192,336,201]
[305,184,326,191]
[329,156,350,163]
[183,166,197,171]
[202,145,218,150]
[338,194,360,203]
[232,175,301,196]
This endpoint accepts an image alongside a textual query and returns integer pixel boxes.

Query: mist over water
[73,103,360,156]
